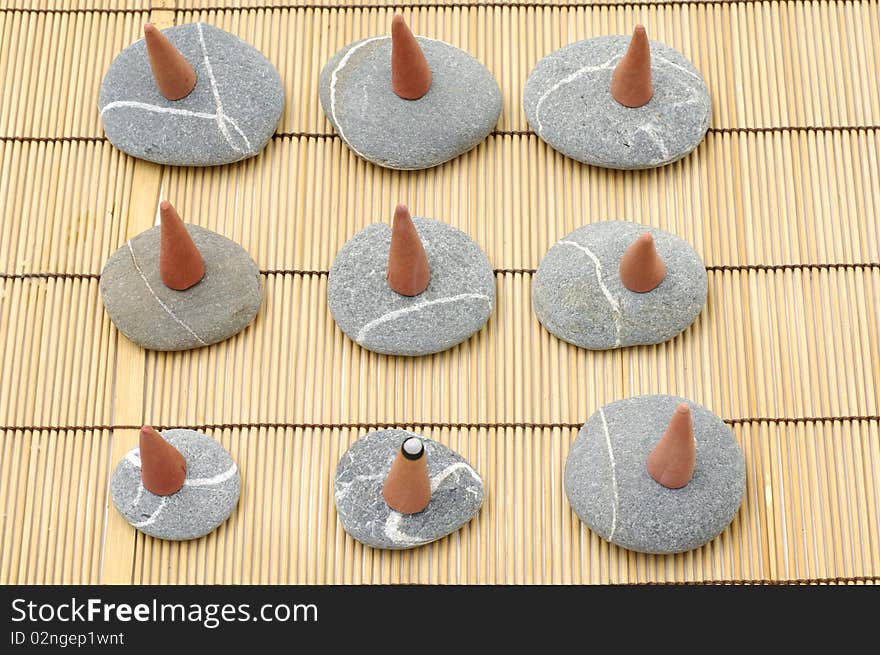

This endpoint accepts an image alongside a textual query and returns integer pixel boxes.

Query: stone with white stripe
[565,395,745,554]
[532,221,707,350]
[100,224,261,351]
[111,429,241,541]
[318,37,501,170]
[335,429,483,549]
[523,36,710,169]
[328,217,495,356]
[99,22,284,166]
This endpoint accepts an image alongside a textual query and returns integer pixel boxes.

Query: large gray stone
[110,429,241,541]
[328,217,495,356]
[335,429,483,549]
[100,224,262,351]
[99,22,284,166]
[565,395,745,554]
[532,221,707,350]
[319,37,502,170]
[524,36,710,169]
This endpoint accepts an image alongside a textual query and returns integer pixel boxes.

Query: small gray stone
[100,224,262,351]
[565,395,745,554]
[319,37,501,170]
[532,221,707,350]
[110,429,241,541]
[334,429,483,549]
[99,22,284,166]
[328,218,495,356]
[523,36,710,169]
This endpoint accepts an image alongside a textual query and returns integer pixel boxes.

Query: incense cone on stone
[159,200,205,291]
[143,23,197,101]
[619,232,666,293]
[382,437,431,514]
[391,15,432,100]
[610,25,653,108]
[139,425,187,496]
[386,204,431,296]
[647,403,696,489]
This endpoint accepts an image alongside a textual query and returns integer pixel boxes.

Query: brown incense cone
[382,437,431,514]
[139,425,187,496]
[610,25,653,108]
[159,200,205,291]
[144,23,197,101]
[619,233,666,293]
[391,15,432,100]
[386,204,430,296]
[647,403,696,489]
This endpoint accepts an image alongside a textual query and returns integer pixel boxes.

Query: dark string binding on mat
[3,262,877,281]
[638,575,879,586]
[2,415,879,433]
[2,125,878,144]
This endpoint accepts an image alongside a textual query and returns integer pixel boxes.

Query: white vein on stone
[185,462,238,487]
[123,447,236,488]
[533,55,620,134]
[558,240,622,346]
[131,497,167,528]
[654,53,703,82]
[355,293,492,344]
[382,460,482,545]
[196,22,252,155]
[129,482,146,509]
[334,473,384,501]
[126,241,208,347]
[329,36,387,160]
[598,408,619,541]
[99,23,253,158]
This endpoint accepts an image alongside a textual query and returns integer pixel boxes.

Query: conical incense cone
[382,436,431,514]
[386,204,430,296]
[139,425,187,496]
[143,23,197,101]
[610,25,653,108]
[159,200,205,291]
[391,15,432,100]
[647,403,696,489]
[619,232,666,293]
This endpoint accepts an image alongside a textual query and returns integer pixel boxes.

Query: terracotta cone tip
[391,15,432,100]
[144,23,197,101]
[159,200,205,291]
[610,24,653,108]
[382,437,431,514]
[619,232,666,293]
[139,425,187,496]
[647,403,696,489]
[387,204,430,296]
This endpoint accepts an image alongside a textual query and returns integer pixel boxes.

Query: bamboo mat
[0,1,878,585]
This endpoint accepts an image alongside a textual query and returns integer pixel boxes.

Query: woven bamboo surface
[0,1,878,585]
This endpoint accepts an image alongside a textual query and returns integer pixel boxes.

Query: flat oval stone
[319,37,502,170]
[524,36,710,169]
[99,22,284,166]
[328,218,495,356]
[565,395,745,554]
[100,224,262,351]
[532,221,707,350]
[335,429,484,549]
[111,429,241,541]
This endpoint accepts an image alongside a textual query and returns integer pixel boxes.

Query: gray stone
[334,429,483,549]
[532,221,707,350]
[523,36,711,170]
[110,429,241,541]
[100,224,262,351]
[328,217,495,356]
[565,395,745,554]
[99,22,284,166]
[319,37,502,170]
